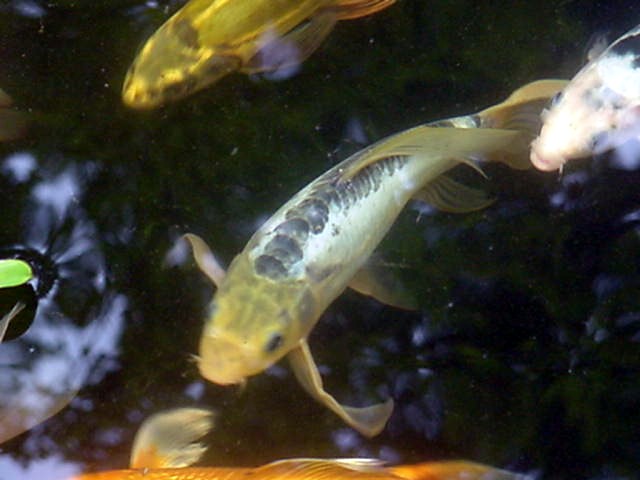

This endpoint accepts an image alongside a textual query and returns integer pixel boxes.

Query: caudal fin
[130,407,215,469]
[334,0,396,20]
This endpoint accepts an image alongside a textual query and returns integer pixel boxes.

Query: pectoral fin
[333,0,396,20]
[182,233,226,287]
[349,260,417,310]
[0,301,25,343]
[244,14,337,75]
[413,173,495,213]
[130,407,214,469]
[288,339,393,437]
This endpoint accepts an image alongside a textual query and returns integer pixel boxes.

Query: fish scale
[251,155,408,282]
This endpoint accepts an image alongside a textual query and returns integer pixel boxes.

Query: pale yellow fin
[243,13,337,74]
[349,260,417,310]
[288,339,393,437]
[478,79,569,133]
[130,407,215,469]
[333,0,396,20]
[339,126,529,181]
[413,174,495,213]
[182,233,226,287]
[0,302,25,343]
[388,460,532,480]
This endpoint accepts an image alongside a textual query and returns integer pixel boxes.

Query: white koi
[531,24,640,171]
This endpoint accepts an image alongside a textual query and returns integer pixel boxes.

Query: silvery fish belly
[531,24,640,171]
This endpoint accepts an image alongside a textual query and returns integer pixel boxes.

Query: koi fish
[531,23,640,171]
[122,0,396,109]
[182,79,566,437]
[70,407,531,480]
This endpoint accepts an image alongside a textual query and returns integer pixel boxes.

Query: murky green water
[1,1,640,478]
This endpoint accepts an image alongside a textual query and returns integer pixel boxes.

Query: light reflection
[10,0,46,18]
[0,454,80,480]
[611,138,640,170]
[0,157,126,446]
[2,151,37,184]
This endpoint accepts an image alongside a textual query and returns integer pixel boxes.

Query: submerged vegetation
[1,1,640,479]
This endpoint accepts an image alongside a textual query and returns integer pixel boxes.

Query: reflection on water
[0,156,125,448]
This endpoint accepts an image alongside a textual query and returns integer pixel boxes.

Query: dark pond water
[1,1,640,478]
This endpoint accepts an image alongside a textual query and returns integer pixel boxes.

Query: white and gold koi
[184,80,566,437]
[122,0,396,109]
[531,23,640,171]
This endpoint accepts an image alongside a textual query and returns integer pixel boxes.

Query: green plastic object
[0,259,33,289]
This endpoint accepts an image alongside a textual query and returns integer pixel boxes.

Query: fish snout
[530,139,565,172]
[197,332,260,386]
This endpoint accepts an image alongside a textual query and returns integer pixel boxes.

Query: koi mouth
[197,332,263,386]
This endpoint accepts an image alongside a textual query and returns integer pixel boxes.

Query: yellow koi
[122,0,396,109]
[70,408,529,480]
[184,80,566,437]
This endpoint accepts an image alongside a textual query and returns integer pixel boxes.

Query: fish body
[122,0,395,108]
[185,80,565,436]
[198,127,522,377]
[70,460,528,480]
[531,24,640,171]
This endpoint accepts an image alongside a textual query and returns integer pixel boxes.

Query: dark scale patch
[264,234,303,265]
[172,19,200,49]
[275,218,310,243]
[287,198,329,234]
[255,254,288,279]
[610,32,640,67]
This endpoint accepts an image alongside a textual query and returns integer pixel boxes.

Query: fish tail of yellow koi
[333,0,396,20]
[387,460,529,480]
[129,407,215,469]
[467,79,568,170]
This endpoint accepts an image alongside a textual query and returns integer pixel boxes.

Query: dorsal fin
[254,458,395,480]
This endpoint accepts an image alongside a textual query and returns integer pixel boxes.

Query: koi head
[530,67,609,171]
[196,274,311,386]
[532,40,640,172]
[122,17,240,109]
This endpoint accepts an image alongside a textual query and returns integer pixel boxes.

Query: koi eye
[264,333,284,353]
[550,91,563,106]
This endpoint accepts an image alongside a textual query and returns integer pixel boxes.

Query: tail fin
[130,407,215,469]
[333,0,396,20]
[478,80,569,133]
